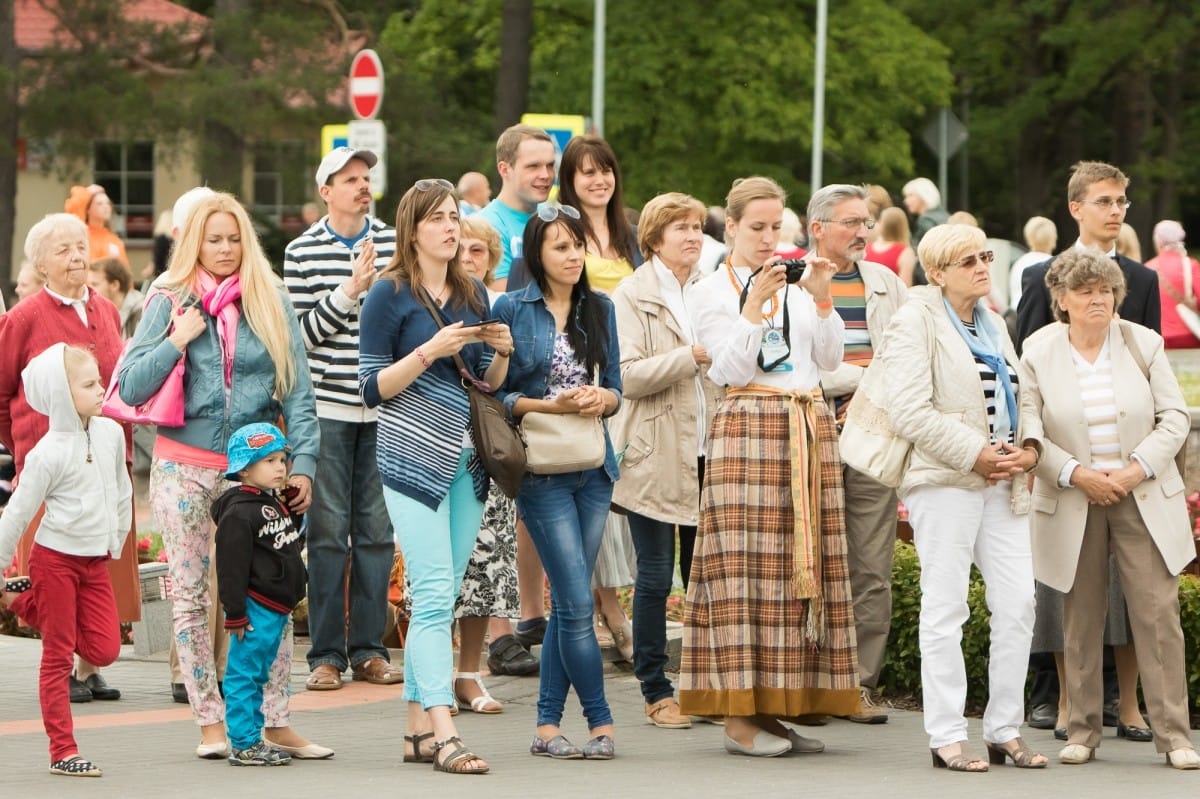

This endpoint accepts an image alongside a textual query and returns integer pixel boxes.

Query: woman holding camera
[679,176,859,758]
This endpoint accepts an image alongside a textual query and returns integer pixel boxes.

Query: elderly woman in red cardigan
[0,212,139,702]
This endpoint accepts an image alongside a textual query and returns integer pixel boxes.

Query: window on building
[93,141,155,239]
[253,140,310,235]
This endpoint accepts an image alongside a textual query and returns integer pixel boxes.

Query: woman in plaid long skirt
[681,177,860,757]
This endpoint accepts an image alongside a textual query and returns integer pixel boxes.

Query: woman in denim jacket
[493,205,622,760]
[119,192,324,761]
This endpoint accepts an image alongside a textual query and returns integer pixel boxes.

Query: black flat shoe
[83,673,120,701]
[69,675,93,703]
[1117,720,1153,742]
[1054,727,1067,741]
[171,682,189,704]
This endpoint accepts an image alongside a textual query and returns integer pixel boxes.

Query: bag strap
[1119,320,1150,380]
[414,288,492,393]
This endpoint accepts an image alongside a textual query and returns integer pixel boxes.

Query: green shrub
[880,540,1200,714]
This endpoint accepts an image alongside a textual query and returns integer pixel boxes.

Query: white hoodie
[0,343,131,566]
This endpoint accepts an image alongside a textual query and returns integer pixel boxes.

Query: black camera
[779,258,807,283]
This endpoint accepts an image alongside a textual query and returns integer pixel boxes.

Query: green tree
[895,0,1200,241]
[381,0,953,209]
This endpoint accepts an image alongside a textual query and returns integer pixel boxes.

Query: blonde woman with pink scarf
[119,192,325,762]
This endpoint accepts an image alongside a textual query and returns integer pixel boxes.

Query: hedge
[878,540,1200,713]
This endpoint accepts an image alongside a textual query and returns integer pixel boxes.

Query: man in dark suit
[1016,161,1160,353]
[1015,160,1160,740]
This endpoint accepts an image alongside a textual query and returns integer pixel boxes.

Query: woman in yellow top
[557,135,644,658]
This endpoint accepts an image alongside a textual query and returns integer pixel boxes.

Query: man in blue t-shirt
[478,124,556,291]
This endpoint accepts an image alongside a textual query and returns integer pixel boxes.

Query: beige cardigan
[608,264,721,525]
[879,286,1027,496]
[1020,320,1193,592]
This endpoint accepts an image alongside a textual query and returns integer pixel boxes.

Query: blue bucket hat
[226,422,290,479]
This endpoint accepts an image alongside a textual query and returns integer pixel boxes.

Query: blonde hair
[1067,161,1128,203]
[637,192,706,261]
[1045,249,1127,323]
[1116,222,1142,262]
[724,176,786,245]
[1023,216,1057,253]
[918,224,986,282]
[877,207,910,243]
[162,192,297,397]
[459,215,502,284]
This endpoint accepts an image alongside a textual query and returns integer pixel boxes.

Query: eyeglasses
[414,178,454,192]
[536,202,581,222]
[1081,197,1131,211]
[820,216,876,231]
[948,250,996,270]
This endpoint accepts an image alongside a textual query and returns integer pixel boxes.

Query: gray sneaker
[228,741,292,766]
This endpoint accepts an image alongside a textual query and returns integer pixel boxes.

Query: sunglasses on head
[414,178,454,192]
[536,203,581,222]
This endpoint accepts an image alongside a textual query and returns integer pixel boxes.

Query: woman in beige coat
[609,192,719,730]
[880,224,1043,772]
[1020,249,1199,770]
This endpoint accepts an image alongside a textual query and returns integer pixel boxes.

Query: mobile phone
[463,319,501,328]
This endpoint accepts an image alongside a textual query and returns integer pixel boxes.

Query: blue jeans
[305,418,395,672]
[627,511,696,703]
[225,598,290,750]
[384,450,483,709]
[516,467,614,729]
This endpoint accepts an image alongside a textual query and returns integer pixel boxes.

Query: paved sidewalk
[1,633,1194,798]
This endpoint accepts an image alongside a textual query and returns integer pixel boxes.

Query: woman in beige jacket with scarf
[880,224,1044,772]
[1020,249,1199,770]
[609,193,720,730]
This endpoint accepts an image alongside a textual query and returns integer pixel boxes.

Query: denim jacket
[493,282,623,481]
[118,285,319,479]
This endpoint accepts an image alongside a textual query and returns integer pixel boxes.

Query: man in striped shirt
[811,184,908,724]
[284,147,402,691]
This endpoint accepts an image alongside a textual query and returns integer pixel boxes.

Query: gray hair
[172,186,217,236]
[903,177,941,211]
[807,184,868,230]
[24,213,87,266]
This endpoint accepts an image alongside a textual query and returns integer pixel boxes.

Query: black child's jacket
[212,485,306,629]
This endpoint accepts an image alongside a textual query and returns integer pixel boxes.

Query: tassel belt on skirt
[679,384,860,720]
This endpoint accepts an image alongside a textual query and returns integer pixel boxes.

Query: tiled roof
[16,0,207,51]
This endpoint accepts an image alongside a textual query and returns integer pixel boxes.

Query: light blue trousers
[225,597,290,750]
[383,450,484,708]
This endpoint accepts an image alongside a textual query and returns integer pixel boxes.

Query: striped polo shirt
[831,269,872,367]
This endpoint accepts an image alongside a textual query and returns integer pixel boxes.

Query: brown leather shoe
[305,663,344,691]
[352,657,404,685]
[645,697,692,729]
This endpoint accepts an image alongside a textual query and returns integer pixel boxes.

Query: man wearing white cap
[1147,220,1200,349]
[284,147,402,690]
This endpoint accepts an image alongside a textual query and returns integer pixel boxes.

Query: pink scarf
[195,270,242,387]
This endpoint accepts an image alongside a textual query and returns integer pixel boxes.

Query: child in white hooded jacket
[0,343,131,778]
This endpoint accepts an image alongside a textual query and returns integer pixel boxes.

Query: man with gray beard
[811,184,908,723]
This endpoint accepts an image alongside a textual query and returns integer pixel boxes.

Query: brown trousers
[1063,497,1193,753]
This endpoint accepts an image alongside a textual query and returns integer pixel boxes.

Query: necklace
[428,283,448,306]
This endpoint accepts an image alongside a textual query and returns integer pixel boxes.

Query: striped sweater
[283,216,396,421]
[358,279,493,510]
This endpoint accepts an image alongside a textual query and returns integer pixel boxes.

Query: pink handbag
[102,292,187,427]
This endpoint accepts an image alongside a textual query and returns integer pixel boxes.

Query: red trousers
[11,543,121,761]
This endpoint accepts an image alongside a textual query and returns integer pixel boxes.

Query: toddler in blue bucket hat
[212,423,325,766]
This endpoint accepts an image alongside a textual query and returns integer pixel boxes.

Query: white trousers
[905,482,1035,749]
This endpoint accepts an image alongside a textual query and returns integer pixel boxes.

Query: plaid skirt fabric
[679,392,860,719]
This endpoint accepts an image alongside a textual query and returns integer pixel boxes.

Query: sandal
[454,673,503,714]
[305,664,343,691]
[986,738,1047,768]
[931,742,989,772]
[49,755,103,777]
[432,736,489,774]
[403,731,435,763]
